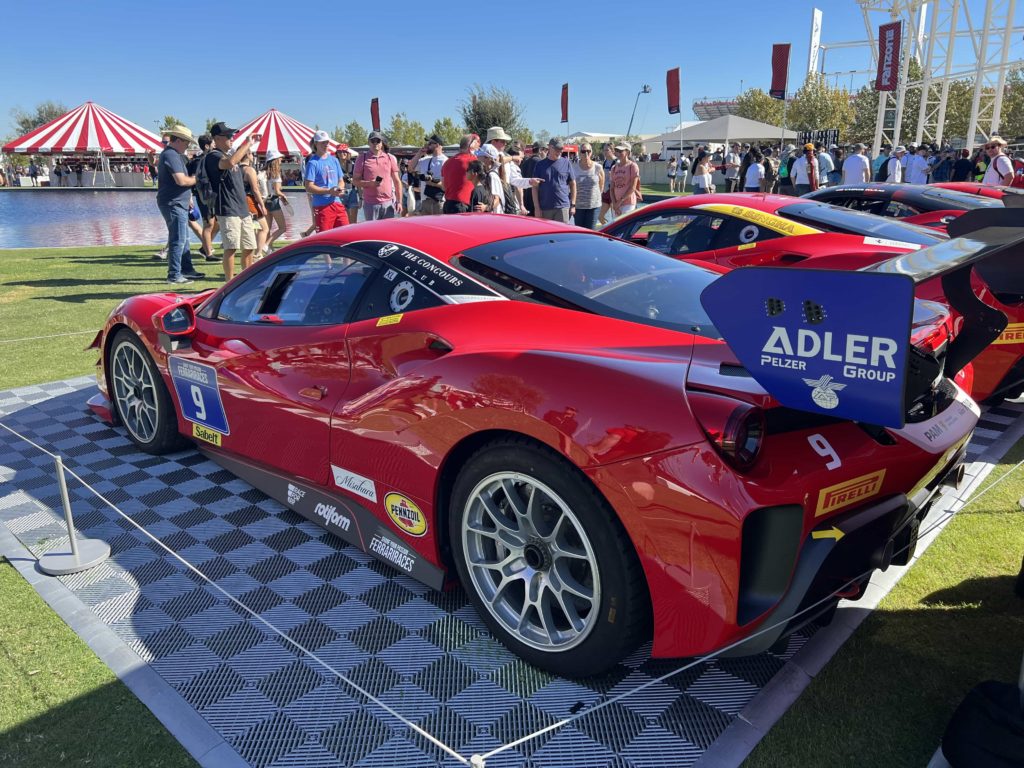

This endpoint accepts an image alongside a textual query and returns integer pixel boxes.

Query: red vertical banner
[370,98,381,131]
[875,22,902,91]
[770,44,791,100]
[666,68,681,115]
[560,84,569,124]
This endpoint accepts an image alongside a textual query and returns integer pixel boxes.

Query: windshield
[779,201,945,246]
[458,233,722,339]
[919,188,1002,209]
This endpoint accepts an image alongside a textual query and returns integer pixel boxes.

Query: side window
[883,201,920,218]
[712,216,783,250]
[351,266,447,322]
[846,198,888,215]
[216,251,374,325]
[612,212,702,254]
[669,214,723,255]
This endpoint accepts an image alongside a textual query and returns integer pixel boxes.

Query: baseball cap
[312,130,331,143]
[209,122,237,138]
[613,142,630,151]
[265,148,283,162]
[426,134,444,146]
[475,144,500,161]
[367,130,385,143]
[804,142,816,151]
[531,141,543,151]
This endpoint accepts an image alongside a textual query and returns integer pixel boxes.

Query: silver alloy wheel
[111,339,159,444]
[461,472,601,652]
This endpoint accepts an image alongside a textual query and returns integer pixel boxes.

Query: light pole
[626,84,652,139]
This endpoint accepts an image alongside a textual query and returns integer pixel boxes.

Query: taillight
[688,391,765,471]
[910,299,951,354]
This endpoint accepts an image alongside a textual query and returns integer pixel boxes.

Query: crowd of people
[664,134,1021,195]
[151,123,647,284]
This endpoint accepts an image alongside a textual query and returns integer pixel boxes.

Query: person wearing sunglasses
[982,136,1014,186]
[354,131,403,220]
[573,144,603,229]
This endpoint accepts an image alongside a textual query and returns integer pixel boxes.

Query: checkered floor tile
[0,378,1018,768]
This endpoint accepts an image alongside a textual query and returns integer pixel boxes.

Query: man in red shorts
[304,130,349,231]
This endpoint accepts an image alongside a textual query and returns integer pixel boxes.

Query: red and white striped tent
[1,101,164,155]
[230,108,339,157]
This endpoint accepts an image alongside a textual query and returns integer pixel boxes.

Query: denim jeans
[573,207,599,229]
[794,184,812,196]
[363,202,397,221]
[158,202,195,279]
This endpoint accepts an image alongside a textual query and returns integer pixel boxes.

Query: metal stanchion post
[37,455,110,576]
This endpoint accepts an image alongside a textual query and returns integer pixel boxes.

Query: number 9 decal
[191,385,207,421]
[808,433,841,470]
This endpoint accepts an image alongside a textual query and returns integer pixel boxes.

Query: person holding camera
[408,135,447,216]
[207,122,257,281]
[354,131,402,220]
[304,130,349,232]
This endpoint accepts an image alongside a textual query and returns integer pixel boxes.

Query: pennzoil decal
[192,423,222,446]
[994,322,1024,345]
[815,469,886,517]
[385,492,427,536]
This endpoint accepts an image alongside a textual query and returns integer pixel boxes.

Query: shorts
[220,215,257,251]
[419,196,443,216]
[601,190,611,205]
[540,208,570,224]
[314,202,349,231]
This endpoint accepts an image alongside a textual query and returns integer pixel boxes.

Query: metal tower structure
[826,1,1024,154]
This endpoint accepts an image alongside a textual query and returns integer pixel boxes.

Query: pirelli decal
[815,469,886,517]
[993,323,1024,345]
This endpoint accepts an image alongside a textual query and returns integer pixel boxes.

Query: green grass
[745,442,1024,768]
[0,558,197,767]
[640,182,692,197]
[0,245,222,389]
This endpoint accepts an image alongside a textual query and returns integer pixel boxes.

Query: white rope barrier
[0,420,469,765]
[2,416,1020,768]
[0,331,96,344]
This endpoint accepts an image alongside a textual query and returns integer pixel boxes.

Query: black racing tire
[108,329,185,455]
[449,437,650,678]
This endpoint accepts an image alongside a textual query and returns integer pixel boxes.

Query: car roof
[292,214,585,257]
[807,183,996,209]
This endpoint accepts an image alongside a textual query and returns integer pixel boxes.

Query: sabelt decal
[369,531,416,573]
[376,314,403,327]
[815,469,886,517]
[331,465,378,502]
[192,423,222,446]
[994,322,1024,345]
[696,204,821,236]
[385,493,428,537]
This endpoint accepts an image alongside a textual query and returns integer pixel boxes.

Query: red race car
[931,182,1024,201]
[89,215,1005,676]
[801,183,1004,231]
[606,195,1024,403]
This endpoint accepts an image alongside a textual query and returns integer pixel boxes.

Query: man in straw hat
[982,136,1014,186]
[157,124,204,284]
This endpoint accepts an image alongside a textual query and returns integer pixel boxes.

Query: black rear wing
[865,208,1024,375]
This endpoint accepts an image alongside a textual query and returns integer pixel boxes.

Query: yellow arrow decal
[811,527,845,542]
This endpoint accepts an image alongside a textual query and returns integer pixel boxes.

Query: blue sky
[3,0,1020,141]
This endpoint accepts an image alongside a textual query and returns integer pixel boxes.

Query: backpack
[195,152,216,206]
[874,158,889,182]
[491,170,518,215]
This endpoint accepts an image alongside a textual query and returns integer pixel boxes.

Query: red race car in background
[931,182,1024,201]
[605,195,1024,403]
[801,183,1004,231]
[86,215,1005,677]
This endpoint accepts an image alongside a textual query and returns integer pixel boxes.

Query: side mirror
[156,302,196,337]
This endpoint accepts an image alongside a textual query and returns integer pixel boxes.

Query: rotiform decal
[701,267,914,427]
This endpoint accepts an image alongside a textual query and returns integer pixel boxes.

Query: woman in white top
[263,149,290,253]
[573,143,604,229]
[691,150,714,194]
[744,148,764,192]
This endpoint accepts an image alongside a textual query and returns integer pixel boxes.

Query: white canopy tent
[646,115,798,154]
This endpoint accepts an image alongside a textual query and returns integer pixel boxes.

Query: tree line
[734,65,1024,145]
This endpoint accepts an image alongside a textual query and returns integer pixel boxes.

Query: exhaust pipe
[943,463,966,490]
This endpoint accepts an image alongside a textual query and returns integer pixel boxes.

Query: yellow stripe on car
[695,204,822,237]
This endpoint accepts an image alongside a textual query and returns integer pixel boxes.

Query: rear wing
[700,209,1024,428]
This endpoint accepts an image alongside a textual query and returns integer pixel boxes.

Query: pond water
[0,190,314,249]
